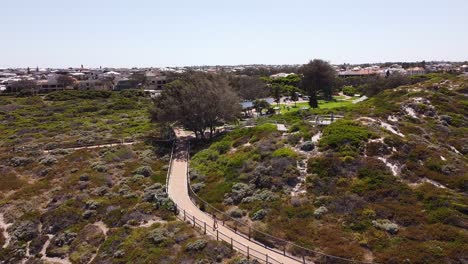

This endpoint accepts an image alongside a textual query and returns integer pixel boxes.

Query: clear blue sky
[1,0,467,68]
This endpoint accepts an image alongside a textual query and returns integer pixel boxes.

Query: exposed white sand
[404,107,418,118]
[377,157,399,176]
[380,121,405,137]
[422,178,447,189]
[387,115,398,122]
[0,213,12,249]
[369,137,384,143]
[40,235,72,264]
[311,132,322,143]
[357,117,405,137]
[94,221,109,237]
[449,146,462,155]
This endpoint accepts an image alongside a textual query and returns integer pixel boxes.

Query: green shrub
[45,90,112,101]
[342,86,357,96]
[185,239,207,251]
[271,147,297,158]
[319,120,374,156]
[211,140,231,154]
[134,166,154,177]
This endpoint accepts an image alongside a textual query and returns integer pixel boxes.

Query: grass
[278,95,358,114]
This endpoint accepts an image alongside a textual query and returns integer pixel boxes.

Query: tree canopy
[151,72,241,139]
[56,75,78,90]
[228,75,269,100]
[9,79,37,93]
[300,59,336,108]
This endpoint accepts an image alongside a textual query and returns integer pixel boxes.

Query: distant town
[1,61,467,96]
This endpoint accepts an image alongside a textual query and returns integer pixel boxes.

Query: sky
[1,0,467,68]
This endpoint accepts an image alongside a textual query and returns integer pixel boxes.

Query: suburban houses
[0,67,168,94]
[1,62,467,95]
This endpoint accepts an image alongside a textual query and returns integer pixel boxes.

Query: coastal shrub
[10,156,33,167]
[211,140,231,154]
[134,166,154,177]
[45,90,112,101]
[319,120,374,156]
[39,155,58,166]
[271,147,297,158]
[372,219,399,234]
[251,209,267,220]
[228,208,245,218]
[192,183,205,193]
[314,206,328,218]
[91,162,108,172]
[185,240,207,251]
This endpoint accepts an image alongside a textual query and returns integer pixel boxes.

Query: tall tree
[270,84,283,106]
[129,72,147,87]
[10,79,37,94]
[151,72,241,139]
[56,75,77,90]
[286,85,300,107]
[300,59,336,108]
[253,99,270,116]
[228,75,269,100]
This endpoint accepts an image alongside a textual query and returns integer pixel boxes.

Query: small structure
[352,96,368,104]
[276,124,288,132]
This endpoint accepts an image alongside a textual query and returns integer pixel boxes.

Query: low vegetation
[0,90,241,263]
[190,74,468,263]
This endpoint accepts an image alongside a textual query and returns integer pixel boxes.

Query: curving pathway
[167,132,303,264]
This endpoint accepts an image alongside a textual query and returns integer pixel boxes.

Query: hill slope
[190,75,468,263]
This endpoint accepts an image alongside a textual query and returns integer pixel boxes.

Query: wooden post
[193,215,195,227]
[266,254,269,263]
[216,230,219,241]
[230,237,233,250]
[204,222,206,234]
[184,210,186,221]
[247,246,250,259]
[283,245,286,256]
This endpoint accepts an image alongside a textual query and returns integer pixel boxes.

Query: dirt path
[43,141,138,153]
[40,235,72,264]
[167,138,303,264]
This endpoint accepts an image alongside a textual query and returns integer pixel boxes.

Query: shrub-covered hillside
[0,91,245,264]
[190,75,468,263]
[0,90,159,150]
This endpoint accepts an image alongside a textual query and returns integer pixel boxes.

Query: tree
[253,99,270,116]
[129,72,147,87]
[270,84,283,106]
[271,74,301,88]
[10,79,37,94]
[285,85,300,107]
[300,59,336,108]
[56,75,77,90]
[228,75,269,100]
[151,72,241,140]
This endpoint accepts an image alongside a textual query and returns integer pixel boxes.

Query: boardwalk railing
[164,139,176,193]
[174,204,282,264]
[184,140,376,264]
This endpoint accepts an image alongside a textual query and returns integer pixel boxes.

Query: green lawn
[279,100,353,113]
